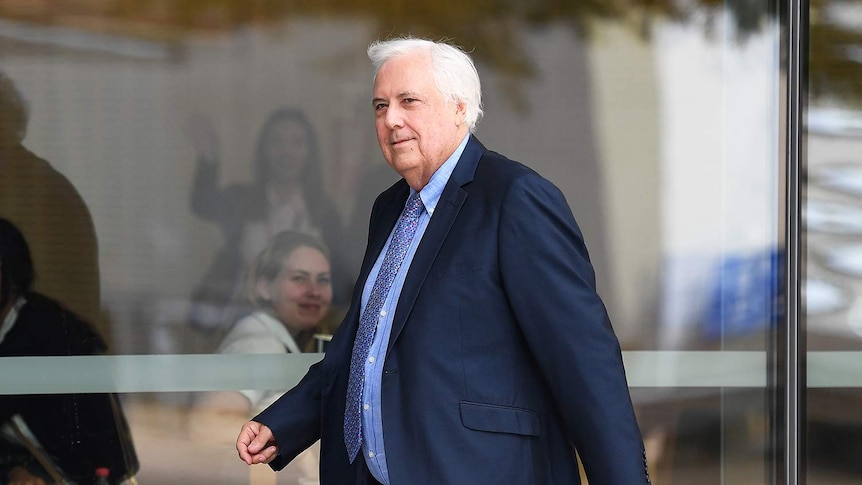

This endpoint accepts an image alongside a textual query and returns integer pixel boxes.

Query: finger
[237,421,261,465]
[238,442,254,465]
[248,425,274,454]
[255,444,279,464]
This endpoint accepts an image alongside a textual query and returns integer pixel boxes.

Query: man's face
[372,51,467,190]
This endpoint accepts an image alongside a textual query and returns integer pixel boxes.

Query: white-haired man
[237,37,650,484]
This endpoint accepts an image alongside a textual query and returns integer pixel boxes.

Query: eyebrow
[285,269,330,276]
[371,91,422,106]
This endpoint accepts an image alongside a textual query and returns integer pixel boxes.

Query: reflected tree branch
[0,0,860,105]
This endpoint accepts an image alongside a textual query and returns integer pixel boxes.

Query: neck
[268,182,301,202]
[291,328,313,351]
[405,166,440,192]
[405,132,468,191]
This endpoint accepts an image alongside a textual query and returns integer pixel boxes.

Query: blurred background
[1,0,860,483]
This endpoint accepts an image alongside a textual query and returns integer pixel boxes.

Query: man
[237,37,649,484]
[0,70,104,341]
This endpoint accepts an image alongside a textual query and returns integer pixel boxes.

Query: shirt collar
[253,310,302,353]
[0,296,26,346]
[414,134,470,216]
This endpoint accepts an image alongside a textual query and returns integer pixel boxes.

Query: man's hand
[237,420,279,465]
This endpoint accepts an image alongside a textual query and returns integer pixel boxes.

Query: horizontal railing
[0,351,860,394]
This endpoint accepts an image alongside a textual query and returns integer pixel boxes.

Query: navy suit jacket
[256,136,649,484]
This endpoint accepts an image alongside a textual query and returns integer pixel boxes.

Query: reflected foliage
[0,0,860,103]
[808,0,862,104]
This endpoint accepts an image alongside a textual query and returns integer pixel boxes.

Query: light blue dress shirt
[361,134,469,484]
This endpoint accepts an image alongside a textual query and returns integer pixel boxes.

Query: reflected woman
[190,231,334,484]
[191,231,335,484]
[200,230,334,414]
[186,108,346,332]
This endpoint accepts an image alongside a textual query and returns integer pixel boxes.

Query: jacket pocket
[459,401,541,436]
[434,262,483,279]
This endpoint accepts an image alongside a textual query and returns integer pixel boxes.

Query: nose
[384,105,404,130]
[306,281,325,298]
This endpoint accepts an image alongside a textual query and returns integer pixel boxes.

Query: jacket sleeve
[498,173,650,484]
[253,359,325,471]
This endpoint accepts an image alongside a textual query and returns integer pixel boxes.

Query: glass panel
[0,1,784,483]
[806,0,862,482]
[628,9,781,482]
[805,1,862,484]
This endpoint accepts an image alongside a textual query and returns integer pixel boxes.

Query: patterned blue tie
[344,192,424,463]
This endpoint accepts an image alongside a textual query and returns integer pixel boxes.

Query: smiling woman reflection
[187,108,348,334]
[191,231,334,482]
[198,231,334,410]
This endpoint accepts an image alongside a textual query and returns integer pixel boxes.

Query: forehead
[282,246,329,271]
[268,118,306,137]
[373,51,438,95]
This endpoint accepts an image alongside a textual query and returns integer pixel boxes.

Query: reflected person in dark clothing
[186,108,348,332]
[0,70,104,343]
[0,218,138,485]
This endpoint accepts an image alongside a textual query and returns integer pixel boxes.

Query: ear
[454,101,467,125]
[255,278,272,301]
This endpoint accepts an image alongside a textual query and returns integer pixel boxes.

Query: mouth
[298,303,322,313]
[390,137,414,147]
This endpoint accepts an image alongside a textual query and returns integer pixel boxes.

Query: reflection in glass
[806,0,862,481]
[816,244,862,278]
[807,107,862,137]
[811,164,862,198]
[807,199,862,235]
[0,219,138,484]
[806,278,851,315]
[0,70,104,341]
[186,108,349,336]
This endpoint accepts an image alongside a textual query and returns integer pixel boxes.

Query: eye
[404,98,417,104]
[374,102,387,111]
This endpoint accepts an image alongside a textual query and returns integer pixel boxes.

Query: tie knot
[403,193,424,219]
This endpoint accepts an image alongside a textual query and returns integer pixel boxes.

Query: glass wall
[0,0,809,483]
[805,0,862,483]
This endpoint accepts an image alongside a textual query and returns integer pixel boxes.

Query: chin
[296,319,321,331]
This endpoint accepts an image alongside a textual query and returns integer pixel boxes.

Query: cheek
[321,286,334,306]
[265,142,283,161]
[273,284,301,307]
[375,124,388,145]
[271,300,294,325]
[288,142,309,163]
[272,298,295,320]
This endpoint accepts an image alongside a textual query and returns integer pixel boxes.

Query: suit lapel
[340,181,410,344]
[363,182,410,286]
[386,136,485,355]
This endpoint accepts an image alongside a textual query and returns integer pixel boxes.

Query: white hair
[367,37,484,132]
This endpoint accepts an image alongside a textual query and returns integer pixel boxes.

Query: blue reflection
[703,250,783,341]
